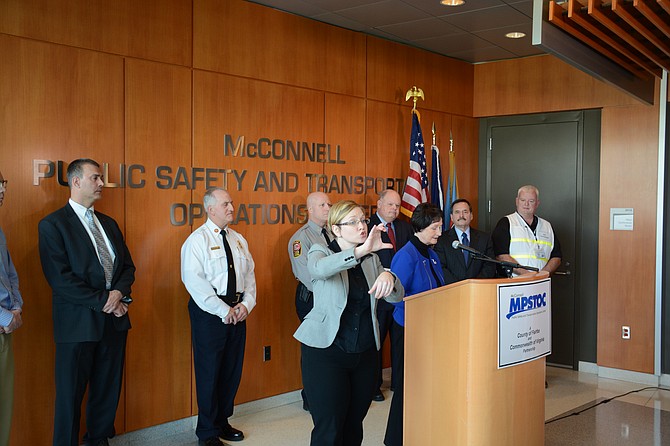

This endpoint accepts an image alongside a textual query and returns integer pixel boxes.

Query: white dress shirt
[181,218,257,321]
[68,199,116,264]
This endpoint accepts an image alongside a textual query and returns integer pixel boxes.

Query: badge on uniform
[292,240,302,257]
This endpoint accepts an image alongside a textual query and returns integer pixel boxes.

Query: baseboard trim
[578,361,664,386]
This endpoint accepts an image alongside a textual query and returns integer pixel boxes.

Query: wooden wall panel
[193,70,326,402]
[323,94,367,203]
[0,0,192,66]
[475,55,662,375]
[0,34,125,444]
[6,0,663,441]
[473,55,640,117]
[123,59,194,430]
[597,101,659,373]
[194,0,366,97]
[366,37,474,117]
[365,102,478,222]
[450,115,479,226]
[365,101,414,208]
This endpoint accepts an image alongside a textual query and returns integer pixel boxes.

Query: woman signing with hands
[294,200,405,446]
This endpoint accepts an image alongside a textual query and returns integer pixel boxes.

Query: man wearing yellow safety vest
[491,185,562,277]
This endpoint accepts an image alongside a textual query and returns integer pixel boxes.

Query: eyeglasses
[335,218,370,227]
[0,180,7,192]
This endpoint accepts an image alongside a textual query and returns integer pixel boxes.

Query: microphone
[451,240,483,256]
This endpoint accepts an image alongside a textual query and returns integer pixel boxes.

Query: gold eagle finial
[405,86,425,118]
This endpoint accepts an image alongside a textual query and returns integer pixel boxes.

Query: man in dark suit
[434,198,496,285]
[38,159,136,446]
[368,189,412,401]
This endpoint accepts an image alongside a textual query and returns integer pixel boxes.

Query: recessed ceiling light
[440,0,465,6]
[505,31,526,39]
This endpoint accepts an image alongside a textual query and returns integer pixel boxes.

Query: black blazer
[38,204,136,343]
[433,227,496,285]
[368,214,413,269]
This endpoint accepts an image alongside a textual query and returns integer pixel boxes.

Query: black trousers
[384,322,405,446]
[376,299,401,391]
[295,283,313,408]
[301,343,377,446]
[53,315,127,446]
[189,298,246,440]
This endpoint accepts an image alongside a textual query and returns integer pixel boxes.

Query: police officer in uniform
[288,191,332,410]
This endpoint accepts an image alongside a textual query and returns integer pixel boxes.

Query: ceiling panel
[378,17,462,41]
[247,0,666,97]
[333,0,431,28]
[248,0,537,63]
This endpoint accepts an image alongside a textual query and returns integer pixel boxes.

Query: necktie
[387,223,397,251]
[85,209,114,289]
[461,232,470,264]
[321,227,331,244]
[221,229,237,298]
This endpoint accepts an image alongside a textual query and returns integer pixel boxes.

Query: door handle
[554,270,571,276]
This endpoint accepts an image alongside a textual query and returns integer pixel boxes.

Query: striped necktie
[85,209,114,289]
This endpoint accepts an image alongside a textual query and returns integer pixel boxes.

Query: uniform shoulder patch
[292,240,302,257]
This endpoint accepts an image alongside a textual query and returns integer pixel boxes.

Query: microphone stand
[469,252,539,278]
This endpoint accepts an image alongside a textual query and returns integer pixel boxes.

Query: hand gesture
[358,224,393,257]
[368,271,395,299]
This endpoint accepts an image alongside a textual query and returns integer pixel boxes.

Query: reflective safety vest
[507,212,554,274]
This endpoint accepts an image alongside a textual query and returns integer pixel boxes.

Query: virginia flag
[430,143,445,228]
[401,113,429,218]
[445,150,459,225]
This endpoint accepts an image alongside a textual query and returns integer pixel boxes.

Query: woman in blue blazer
[385,203,445,446]
[294,200,405,446]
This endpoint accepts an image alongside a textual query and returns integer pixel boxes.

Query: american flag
[400,113,429,218]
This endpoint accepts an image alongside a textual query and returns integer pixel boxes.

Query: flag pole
[400,86,428,218]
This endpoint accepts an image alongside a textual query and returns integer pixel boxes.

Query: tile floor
[112,366,670,445]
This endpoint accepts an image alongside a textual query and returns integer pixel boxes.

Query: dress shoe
[221,424,244,442]
[372,392,385,402]
[86,439,109,446]
[199,437,230,446]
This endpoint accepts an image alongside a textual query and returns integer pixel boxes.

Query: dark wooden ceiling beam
[588,0,670,72]
[612,0,670,59]
[546,0,654,77]
[565,0,660,77]
[634,0,670,39]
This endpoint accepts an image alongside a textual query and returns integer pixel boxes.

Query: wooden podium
[403,273,548,446]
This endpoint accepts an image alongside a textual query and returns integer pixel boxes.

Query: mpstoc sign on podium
[497,278,552,369]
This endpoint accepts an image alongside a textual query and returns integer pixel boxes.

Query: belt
[216,291,244,307]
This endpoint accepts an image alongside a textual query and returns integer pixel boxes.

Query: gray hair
[203,187,228,209]
[517,185,539,199]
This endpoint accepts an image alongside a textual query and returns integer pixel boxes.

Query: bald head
[307,192,331,227]
[377,189,401,222]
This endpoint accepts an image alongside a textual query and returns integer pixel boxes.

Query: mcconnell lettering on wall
[32,139,404,226]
